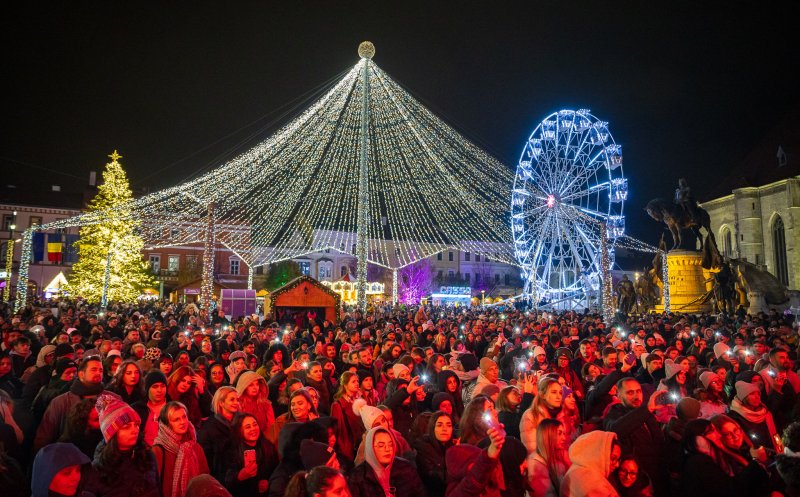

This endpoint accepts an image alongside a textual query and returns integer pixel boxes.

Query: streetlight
[481,289,485,307]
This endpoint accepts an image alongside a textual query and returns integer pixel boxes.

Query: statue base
[655,250,713,314]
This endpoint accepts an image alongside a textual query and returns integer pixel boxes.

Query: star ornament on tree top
[108,150,123,162]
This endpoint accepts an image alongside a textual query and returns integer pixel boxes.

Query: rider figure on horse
[675,178,700,225]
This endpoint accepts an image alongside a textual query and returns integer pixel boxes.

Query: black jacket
[603,403,667,491]
[679,452,768,497]
[348,457,426,497]
[413,435,453,496]
[197,415,232,480]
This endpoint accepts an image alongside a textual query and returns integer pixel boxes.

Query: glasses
[618,470,638,477]
[721,427,742,439]
[374,442,394,450]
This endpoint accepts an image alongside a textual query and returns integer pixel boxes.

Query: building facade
[701,176,800,290]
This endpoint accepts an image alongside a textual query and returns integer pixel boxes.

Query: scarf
[730,398,779,450]
[154,422,202,497]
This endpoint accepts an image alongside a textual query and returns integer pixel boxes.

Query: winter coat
[0,371,23,399]
[560,431,621,497]
[197,415,232,481]
[348,456,426,497]
[330,396,366,462]
[527,453,567,497]
[445,446,500,497]
[602,403,666,492]
[33,380,104,453]
[413,434,453,496]
[84,444,160,497]
[678,451,768,497]
[152,440,210,497]
[222,438,279,497]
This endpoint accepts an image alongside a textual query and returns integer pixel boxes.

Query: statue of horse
[645,198,715,250]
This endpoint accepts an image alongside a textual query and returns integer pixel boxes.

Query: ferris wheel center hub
[546,194,557,208]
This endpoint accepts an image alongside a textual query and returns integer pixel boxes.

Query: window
[168,255,180,271]
[475,273,481,284]
[504,274,510,285]
[475,254,480,262]
[298,261,310,276]
[437,270,443,279]
[773,216,789,286]
[464,272,470,283]
[352,244,357,254]
[149,255,161,272]
[255,266,264,275]
[230,259,240,275]
[341,266,348,277]
[448,252,453,261]
[495,274,500,283]
[29,216,43,228]
[485,254,491,262]
[318,263,332,280]
[437,253,442,260]
[2,215,13,231]
[325,248,330,253]
[722,228,733,258]
[464,252,470,261]
[448,269,455,278]
[185,255,199,269]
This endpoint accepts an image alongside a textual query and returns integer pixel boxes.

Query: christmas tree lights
[17,46,517,310]
[64,151,156,304]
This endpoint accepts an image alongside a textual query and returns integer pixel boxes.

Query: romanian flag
[47,242,63,263]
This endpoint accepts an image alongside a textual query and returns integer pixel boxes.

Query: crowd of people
[1,297,800,497]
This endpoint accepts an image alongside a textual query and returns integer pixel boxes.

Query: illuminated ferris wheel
[511,109,627,309]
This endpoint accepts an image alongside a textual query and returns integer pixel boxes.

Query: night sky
[3,1,799,243]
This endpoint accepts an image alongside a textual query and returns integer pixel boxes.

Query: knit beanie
[54,343,75,358]
[699,371,721,390]
[144,347,162,361]
[95,391,141,442]
[106,349,122,358]
[531,346,546,359]
[479,357,496,374]
[356,369,372,384]
[431,392,455,411]
[713,342,731,359]
[353,398,384,429]
[392,363,409,378]
[664,359,682,380]
[554,347,572,361]
[735,380,760,402]
[53,358,77,378]
[475,383,500,398]
[300,439,336,470]
[676,397,701,421]
[145,370,168,392]
[228,350,247,362]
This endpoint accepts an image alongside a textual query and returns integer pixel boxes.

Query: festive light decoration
[512,109,626,310]
[321,278,384,305]
[201,203,216,311]
[398,259,434,305]
[662,250,670,312]
[17,45,515,310]
[14,230,33,311]
[3,240,13,302]
[356,54,371,310]
[600,222,614,322]
[65,151,156,304]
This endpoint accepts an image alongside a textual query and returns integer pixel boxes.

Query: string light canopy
[16,42,516,310]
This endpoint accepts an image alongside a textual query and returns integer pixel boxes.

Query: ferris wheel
[511,109,627,309]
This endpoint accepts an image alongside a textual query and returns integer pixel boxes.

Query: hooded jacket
[560,431,621,497]
[348,427,425,497]
[235,371,275,439]
[31,442,92,497]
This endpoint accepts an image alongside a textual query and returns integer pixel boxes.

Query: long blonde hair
[527,377,561,427]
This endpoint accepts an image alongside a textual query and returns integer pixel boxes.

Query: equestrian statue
[645,178,715,250]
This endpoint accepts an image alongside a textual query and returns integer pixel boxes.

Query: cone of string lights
[16,43,515,311]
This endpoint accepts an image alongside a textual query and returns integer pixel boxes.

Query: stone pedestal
[656,250,713,313]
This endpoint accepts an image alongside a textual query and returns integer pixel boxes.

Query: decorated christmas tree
[67,151,155,303]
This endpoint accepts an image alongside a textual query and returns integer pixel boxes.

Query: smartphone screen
[244,449,256,467]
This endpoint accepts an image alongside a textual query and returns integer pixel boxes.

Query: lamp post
[481,289,485,307]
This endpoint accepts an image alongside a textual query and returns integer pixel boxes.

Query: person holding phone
[224,413,279,497]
